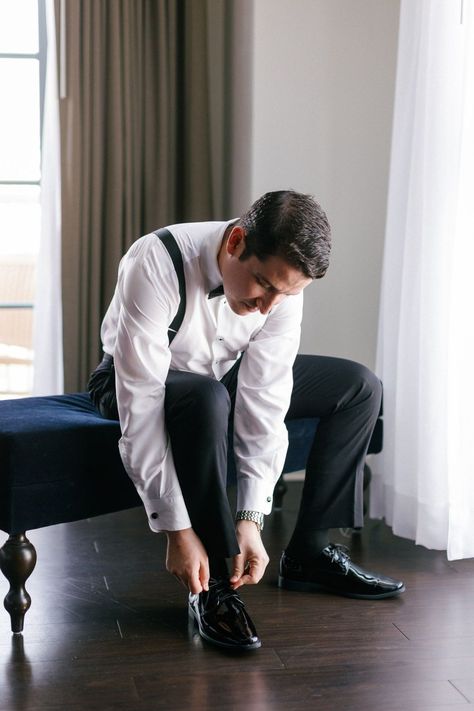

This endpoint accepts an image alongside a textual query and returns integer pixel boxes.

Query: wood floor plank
[449,679,474,703]
[132,669,468,710]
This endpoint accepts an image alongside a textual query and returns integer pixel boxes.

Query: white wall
[248,0,400,369]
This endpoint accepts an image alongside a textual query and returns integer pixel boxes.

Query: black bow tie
[208,285,224,299]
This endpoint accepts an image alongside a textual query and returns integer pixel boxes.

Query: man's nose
[258,292,284,314]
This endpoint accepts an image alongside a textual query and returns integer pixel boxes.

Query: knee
[348,361,382,413]
[168,377,231,440]
[191,378,231,424]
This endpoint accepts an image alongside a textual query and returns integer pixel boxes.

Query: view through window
[0,0,45,397]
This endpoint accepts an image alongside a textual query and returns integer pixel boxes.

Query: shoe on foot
[278,544,405,600]
[188,577,261,650]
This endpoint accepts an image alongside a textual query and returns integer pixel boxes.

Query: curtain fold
[33,0,64,395]
[371,0,474,560]
[59,0,233,392]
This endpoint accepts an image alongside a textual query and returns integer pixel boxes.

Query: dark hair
[238,190,331,279]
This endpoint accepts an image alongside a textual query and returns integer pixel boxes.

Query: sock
[209,557,229,581]
[285,528,330,560]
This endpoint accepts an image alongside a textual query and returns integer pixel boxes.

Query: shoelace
[326,543,351,569]
[204,579,244,611]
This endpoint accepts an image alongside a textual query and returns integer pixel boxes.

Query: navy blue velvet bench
[0,392,382,634]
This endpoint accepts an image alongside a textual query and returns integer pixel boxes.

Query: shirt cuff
[236,477,275,515]
[140,493,192,533]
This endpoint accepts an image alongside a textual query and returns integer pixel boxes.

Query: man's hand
[165,528,209,595]
[230,520,269,590]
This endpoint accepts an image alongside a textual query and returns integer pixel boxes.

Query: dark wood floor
[1,480,474,711]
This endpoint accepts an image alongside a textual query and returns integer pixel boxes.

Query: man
[89,190,404,652]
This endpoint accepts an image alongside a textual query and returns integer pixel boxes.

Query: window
[0,0,46,396]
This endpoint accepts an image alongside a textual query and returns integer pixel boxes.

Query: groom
[89,190,404,651]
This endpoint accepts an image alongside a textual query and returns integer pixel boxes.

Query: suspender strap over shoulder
[154,227,186,344]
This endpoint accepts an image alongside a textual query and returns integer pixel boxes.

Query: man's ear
[226,225,246,255]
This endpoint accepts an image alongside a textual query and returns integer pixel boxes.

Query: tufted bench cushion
[0,393,140,536]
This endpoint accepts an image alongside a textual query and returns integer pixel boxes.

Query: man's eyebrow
[255,272,300,295]
[255,272,280,291]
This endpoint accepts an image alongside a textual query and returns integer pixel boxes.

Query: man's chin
[228,300,258,316]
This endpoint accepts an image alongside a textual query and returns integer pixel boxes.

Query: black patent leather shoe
[188,578,261,650]
[278,544,405,599]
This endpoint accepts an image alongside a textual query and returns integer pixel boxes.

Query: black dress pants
[88,354,382,559]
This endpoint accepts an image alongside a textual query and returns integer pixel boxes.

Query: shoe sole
[188,607,262,651]
[278,576,406,600]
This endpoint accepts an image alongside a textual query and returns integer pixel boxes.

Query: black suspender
[154,228,186,344]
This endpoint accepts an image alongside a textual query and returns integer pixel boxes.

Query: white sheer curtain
[33,0,63,395]
[371,0,474,561]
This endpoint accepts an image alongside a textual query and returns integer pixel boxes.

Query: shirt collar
[200,218,237,295]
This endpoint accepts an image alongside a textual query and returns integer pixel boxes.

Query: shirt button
[150,513,158,520]
[267,496,272,503]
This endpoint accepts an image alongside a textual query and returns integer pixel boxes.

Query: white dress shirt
[101,220,303,532]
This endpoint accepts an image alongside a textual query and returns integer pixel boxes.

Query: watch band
[235,510,264,532]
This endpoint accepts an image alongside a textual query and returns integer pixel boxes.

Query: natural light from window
[0,0,43,397]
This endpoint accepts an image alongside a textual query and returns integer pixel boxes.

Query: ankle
[286,530,330,561]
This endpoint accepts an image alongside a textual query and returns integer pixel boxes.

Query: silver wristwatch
[235,510,264,532]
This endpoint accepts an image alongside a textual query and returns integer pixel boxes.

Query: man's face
[218,226,312,316]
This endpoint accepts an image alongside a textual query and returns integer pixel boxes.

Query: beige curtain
[58,0,234,392]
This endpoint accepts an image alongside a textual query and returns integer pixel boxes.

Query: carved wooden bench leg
[0,533,37,634]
